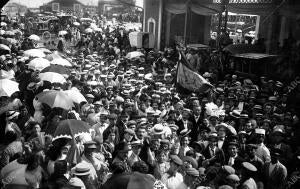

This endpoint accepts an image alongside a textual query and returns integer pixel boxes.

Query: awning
[232,53,277,59]
[165,1,277,16]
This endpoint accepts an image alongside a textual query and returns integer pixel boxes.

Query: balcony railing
[212,0,274,3]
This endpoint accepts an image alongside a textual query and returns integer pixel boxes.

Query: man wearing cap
[245,144,264,188]
[128,140,143,166]
[225,174,240,189]
[71,162,95,189]
[269,127,292,167]
[262,148,287,189]
[254,129,271,163]
[240,162,258,189]
[112,141,131,173]
[202,133,225,167]
[177,167,200,189]
[80,141,103,187]
[91,111,109,144]
[161,155,184,189]
[106,73,116,88]
[81,94,95,117]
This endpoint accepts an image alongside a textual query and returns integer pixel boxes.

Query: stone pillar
[204,15,212,45]
[279,15,287,46]
[165,12,171,47]
[157,0,163,50]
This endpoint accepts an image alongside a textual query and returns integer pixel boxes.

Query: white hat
[255,128,266,135]
[6,111,20,120]
[152,124,165,135]
[69,177,86,189]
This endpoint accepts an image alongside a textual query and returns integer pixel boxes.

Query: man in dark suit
[175,109,193,135]
[189,105,203,143]
[202,133,225,167]
[225,142,245,172]
[245,144,264,188]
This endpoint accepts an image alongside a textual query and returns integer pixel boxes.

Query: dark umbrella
[52,119,90,141]
[102,172,156,189]
[40,65,70,75]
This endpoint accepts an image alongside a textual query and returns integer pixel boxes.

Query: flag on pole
[176,50,213,93]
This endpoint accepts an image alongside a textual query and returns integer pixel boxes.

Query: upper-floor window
[52,3,59,12]
[74,4,81,12]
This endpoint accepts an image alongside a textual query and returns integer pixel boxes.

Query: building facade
[98,0,136,16]
[144,0,300,52]
[40,0,85,16]
[2,2,27,18]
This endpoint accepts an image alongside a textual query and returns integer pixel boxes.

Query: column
[157,0,163,50]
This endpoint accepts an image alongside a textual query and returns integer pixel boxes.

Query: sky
[7,0,143,8]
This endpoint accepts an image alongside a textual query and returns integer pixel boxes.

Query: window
[74,4,81,12]
[147,18,156,35]
[52,3,59,12]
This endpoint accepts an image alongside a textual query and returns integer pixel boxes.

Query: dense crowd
[0,14,300,189]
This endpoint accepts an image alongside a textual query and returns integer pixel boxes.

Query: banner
[176,51,213,93]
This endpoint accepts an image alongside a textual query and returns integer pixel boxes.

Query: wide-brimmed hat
[168,124,179,131]
[6,110,20,120]
[272,128,285,136]
[84,141,97,149]
[152,124,165,135]
[179,129,191,138]
[208,132,218,141]
[131,140,143,147]
[69,177,86,188]
[182,156,198,168]
[124,128,135,136]
[229,110,241,118]
[170,155,183,166]
[242,162,257,172]
[73,162,91,176]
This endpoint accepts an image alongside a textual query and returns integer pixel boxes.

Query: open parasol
[36,90,74,110]
[0,22,7,27]
[28,58,50,71]
[46,53,62,61]
[125,51,144,59]
[4,31,15,36]
[6,38,17,44]
[0,79,19,97]
[41,65,70,75]
[29,34,40,41]
[0,69,13,79]
[24,49,46,58]
[51,58,72,67]
[38,48,52,54]
[52,119,91,141]
[0,44,10,52]
[39,72,67,84]
[64,89,87,104]
[85,28,93,33]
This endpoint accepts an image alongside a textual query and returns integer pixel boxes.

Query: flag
[176,51,213,93]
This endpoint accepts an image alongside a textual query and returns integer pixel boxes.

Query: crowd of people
[0,12,300,189]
